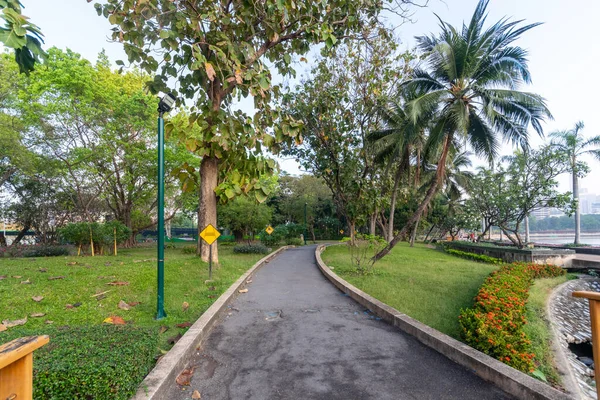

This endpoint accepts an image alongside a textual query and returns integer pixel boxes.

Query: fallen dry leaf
[208,286,216,291]
[48,276,65,280]
[207,295,216,299]
[246,278,253,284]
[39,268,47,273]
[238,289,248,294]
[2,318,27,328]
[192,390,202,399]
[96,294,107,301]
[30,313,45,318]
[32,296,44,302]
[118,300,131,311]
[65,262,78,266]
[159,325,169,334]
[119,262,124,266]
[73,302,82,308]
[176,322,192,328]
[12,275,22,279]
[0,275,7,280]
[167,333,182,344]
[103,316,126,325]
[45,320,53,324]
[128,301,141,307]
[182,302,189,312]
[107,281,129,286]
[104,262,112,266]
[21,279,31,284]
[65,304,74,309]
[176,366,196,386]
[0,324,6,332]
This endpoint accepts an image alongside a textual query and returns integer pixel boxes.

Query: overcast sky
[18,0,600,195]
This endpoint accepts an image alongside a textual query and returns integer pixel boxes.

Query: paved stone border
[315,244,574,400]
[132,246,291,400]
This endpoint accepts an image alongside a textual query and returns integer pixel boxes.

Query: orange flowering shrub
[459,263,565,373]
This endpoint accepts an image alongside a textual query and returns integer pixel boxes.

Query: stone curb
[132,246,292,400]
[315,244,574,400]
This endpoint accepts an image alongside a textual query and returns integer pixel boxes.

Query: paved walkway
[166,246,511,399]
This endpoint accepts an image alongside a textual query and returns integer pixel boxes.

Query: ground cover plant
[444,248,503,264]
[0,244,265,399]
[321,243,498,338]
[459,263,565,375]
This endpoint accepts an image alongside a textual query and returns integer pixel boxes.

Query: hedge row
[459,262,565,373]
[445,248,503,264]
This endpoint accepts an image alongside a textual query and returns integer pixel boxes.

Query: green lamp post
[156,92,176,320]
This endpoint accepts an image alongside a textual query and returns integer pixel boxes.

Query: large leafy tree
[283,30,408,243]
[372,0,551,261]
[93,0,403,262]
[549,122,600,245]
[0,0,45,73]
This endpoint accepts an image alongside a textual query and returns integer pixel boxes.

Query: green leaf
[255,190,268,203]
[159,30,169,39]
[259,77,269,90]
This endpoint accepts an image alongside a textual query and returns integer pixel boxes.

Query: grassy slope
[321,243,498,338]
[524,274,572,386]
[0,244,265,348]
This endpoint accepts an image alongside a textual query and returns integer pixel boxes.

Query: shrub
[285,237,304,246]
[0,244,71,258]
[182,245,196,254]
[233,243,269,254]
[0,325,158,400]
[341,234,387,274]
[445,248,503,264]
[459,263,565,373]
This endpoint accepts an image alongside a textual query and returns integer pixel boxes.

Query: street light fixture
[156,92,176,320]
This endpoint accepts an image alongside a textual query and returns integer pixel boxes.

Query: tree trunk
[424,224,435,242]
[376,214,388,242]
[409,214,421,247]
[573,165,581,245]
[525,215,530,244]
[349,220,356,245]
[388,165,403,242]
[369,212,376,236]
[197,156,219,263]
[373,132,453,262]
[0,233,6,247]
[11,224,31,246]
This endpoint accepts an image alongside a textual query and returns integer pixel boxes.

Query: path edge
[315,244,573,400]
[132,245,292,400]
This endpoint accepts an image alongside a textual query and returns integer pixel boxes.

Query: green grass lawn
[0,243,266,399]
[321,243,499,338]
[524,274,574,386]
[0,243,265,345]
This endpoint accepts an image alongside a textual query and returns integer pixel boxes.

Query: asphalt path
[166,245,512,400]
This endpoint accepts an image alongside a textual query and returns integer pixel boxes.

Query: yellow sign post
[200,224,221,279]
[265,225,274,235]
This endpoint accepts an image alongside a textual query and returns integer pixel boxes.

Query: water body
[529,234,600,245]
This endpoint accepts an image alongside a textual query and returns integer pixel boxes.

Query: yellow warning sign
[200,224,221,245]
[340,229,344,234]
[265,225,274,235]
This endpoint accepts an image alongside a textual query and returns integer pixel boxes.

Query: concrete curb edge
[315,244,573,400]
[132,245,292,400]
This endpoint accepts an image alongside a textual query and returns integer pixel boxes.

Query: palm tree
[550,122,600,245]
[372,0,551,262]
[368,100,426,241]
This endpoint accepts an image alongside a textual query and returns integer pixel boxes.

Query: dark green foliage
[445,248,503,264]
[0,244,71,258]
[233,243,269,254]
[1,325,158,400]
[259,223,304,246]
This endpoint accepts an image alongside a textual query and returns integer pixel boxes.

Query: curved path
[166,245,512,399]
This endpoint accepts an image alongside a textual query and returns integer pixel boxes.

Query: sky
[17,0,600,195]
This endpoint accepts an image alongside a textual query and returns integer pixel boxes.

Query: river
[529,233,600,246]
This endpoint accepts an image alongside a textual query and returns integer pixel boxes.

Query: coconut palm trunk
[573,156,581,245]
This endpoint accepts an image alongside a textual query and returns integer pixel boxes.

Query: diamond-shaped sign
[340,229,344,234]
[265,225,274,235]
[200,224,221,245]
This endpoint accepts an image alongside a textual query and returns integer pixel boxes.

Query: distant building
[531,207,565,220]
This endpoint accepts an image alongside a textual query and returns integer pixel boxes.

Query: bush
[459,263,565,373]
[285,237,304,246]
[0,325,158,400]
[0,244,71,258]
[233,243,269,254]
[181,245,196,254]
[445,248,503,264]
[341,234,387,274]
